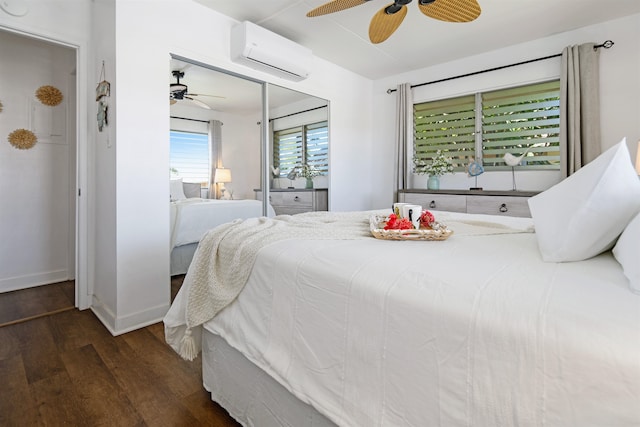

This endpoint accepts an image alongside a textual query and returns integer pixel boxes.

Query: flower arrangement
[384,210,436,230]
[299,163,321,179]
[414,150,454,177]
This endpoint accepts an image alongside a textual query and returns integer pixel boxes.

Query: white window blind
[413,80,560,171]
[414,95,476,170]
[169,130,209,185]
[274,127,303,177]
[306,121,329,173]
[482,81,560,169]
[274,121,328,176]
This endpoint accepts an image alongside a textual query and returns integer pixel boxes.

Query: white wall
[371,13,640,210]
[0,30,76,292]
[104,0,373,333]
[1,0,373,334]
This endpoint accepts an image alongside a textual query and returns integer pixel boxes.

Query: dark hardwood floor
[0,276,241,426]
[0,281,75,327]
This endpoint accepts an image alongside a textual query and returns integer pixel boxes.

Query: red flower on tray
[419,210,435,228]
[382,210,437,230]
[383,213,413,230]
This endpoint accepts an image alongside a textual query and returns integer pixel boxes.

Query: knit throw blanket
[166,211,372,360]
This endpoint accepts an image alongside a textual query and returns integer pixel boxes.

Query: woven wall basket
[8,128,37,150]
[36,85,63,106]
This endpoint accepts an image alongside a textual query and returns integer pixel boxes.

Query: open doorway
[0,28,80,315]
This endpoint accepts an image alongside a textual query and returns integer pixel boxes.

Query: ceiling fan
[170,70,225,109]
[307,0,481,44]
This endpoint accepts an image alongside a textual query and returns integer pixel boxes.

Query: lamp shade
[636,141,640,175]
[214,168,232,183]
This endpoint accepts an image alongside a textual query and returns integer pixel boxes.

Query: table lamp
[214,167,232,199]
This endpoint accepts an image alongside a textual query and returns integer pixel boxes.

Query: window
[414,80,560,171]
[273,121,328,176]
[169,130,209,185]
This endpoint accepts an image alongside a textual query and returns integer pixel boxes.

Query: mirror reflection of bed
[169,180,276,275]
[169,57,329,277]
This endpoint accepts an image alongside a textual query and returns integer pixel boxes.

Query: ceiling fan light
[170,83,188,93]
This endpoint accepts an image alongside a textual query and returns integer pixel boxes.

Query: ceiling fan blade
[369,3,408,44]
[418,0,481,22]
[307,0,370,17]
[184,96,212,110]
[188,93,227,99]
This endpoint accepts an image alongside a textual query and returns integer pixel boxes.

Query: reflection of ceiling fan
[170,70,225,109]
[307,0,481,44]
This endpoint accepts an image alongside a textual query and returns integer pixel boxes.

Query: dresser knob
[429,200,436,209]
[294,196,300,202]
[499,203,508,212]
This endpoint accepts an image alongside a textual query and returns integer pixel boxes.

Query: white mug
[393,203,410,218]
[401,204,422,229]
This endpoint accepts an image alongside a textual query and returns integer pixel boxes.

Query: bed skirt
[170,243,198,276]
[202,329,337,427]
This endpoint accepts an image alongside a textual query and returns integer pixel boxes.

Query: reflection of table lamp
[286,167,298,189]
[214,167,232,199]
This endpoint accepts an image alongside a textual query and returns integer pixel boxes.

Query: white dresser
[255,189,328,215]
[398,190,538,218]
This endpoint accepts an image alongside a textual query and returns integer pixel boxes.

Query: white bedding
[170,198,275,249]
[166,210,640,426]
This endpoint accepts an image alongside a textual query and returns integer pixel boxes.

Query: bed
[169,181,275,275]
[164,141,640,426]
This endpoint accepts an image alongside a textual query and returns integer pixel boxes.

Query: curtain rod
[270,105,327,122]
[386,39,614,94]
[170,116,209,123]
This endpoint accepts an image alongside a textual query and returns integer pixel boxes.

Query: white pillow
[170,178,186,201]
[613,212,640,294]
[528,138,640,262]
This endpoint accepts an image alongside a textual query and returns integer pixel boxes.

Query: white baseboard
[0,270,69,293]
[91,295,170,336]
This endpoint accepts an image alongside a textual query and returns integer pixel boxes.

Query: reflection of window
[414,80,560,171]
[273,121,328,176]
[169,130,209,185]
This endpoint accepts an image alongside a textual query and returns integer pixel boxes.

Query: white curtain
[208,120,223,198]
[394,83,413,202]
[560,43,601,177]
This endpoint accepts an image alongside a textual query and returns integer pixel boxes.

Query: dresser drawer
[280,191,313,207]
[275,206,311,215]
[400,193,467,213]
[466,196,532,217]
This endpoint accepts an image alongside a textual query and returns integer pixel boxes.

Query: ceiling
[169,57,320,113]
[195,0,640,80]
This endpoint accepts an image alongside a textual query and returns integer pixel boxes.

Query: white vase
[427,175,440,190]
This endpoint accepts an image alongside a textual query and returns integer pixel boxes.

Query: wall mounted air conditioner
[230,21,312,82]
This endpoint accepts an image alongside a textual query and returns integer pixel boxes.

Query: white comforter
[167,210,640,427]
[170,198,275,249]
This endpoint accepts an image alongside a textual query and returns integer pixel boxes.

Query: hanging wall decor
[97,101,108,132]
[35,85,63,106]
[96,61,110,101]
[8,128,37,150]
[96,61,110,132]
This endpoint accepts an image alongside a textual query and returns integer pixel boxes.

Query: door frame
[0,24,90,309]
